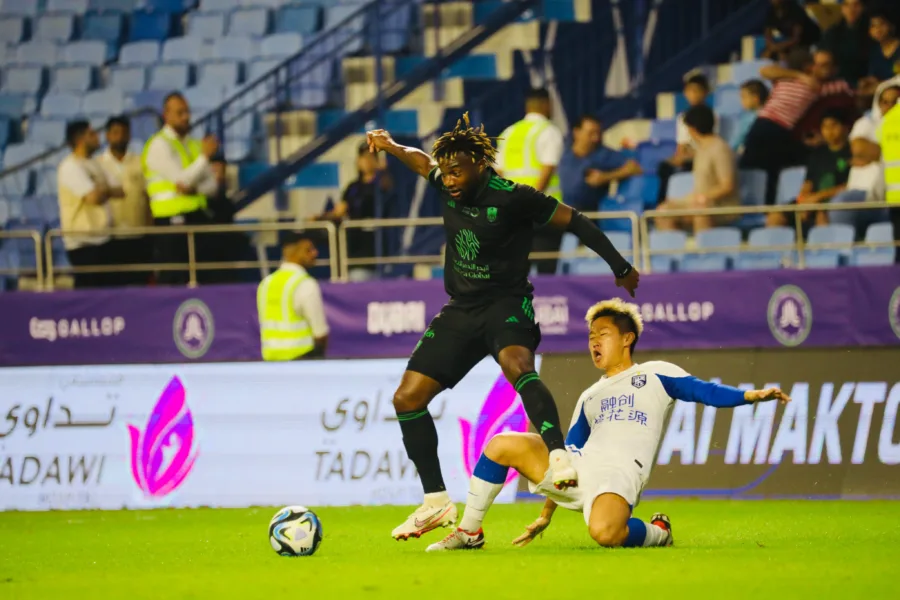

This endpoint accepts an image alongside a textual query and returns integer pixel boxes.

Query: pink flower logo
[128,376,198,498]
[459,375,528,486]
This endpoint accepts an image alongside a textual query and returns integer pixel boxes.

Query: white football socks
[458,476,503,532]
[641,521,670,547]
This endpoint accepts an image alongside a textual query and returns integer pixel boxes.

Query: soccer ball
[268,506,323,557]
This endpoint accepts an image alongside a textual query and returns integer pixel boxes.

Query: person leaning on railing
[141,92,219,285]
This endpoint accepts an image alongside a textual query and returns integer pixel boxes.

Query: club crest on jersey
[487,207,498,222]
[462,206,480,218]
[631,374,647,389]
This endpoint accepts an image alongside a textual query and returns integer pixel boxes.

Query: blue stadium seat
[4,220,43,272]
[35,195,60,222]
[228,7,270,37]
[635,140,676,172]
[259,33,303,58]
[119,41,161,65]
[182,86,225,112]
[34,13,76,43]
[597,194,642,233]
[110,65,148,92]
[618,174,661,209]
[162,37,205,62]
[735,226,794,270]
[275,4,321,36]
[0,95,30,118]
[83,12,125,45]
[187,11,227,39]
[555,232,580,275]
[197,60,241,90]
[211,36,257,62]
[650,119,676,142]
[0,16,26,45]
[0,116,9,151]
[247,58,280,83]
[566,232,632,275]
[129,10,174,42]
[714,84,742,116]
[125,89,167,112]
[665,172,694,199]
[40,92,83,118]
[682,226,741,272]
[47,0,90,12]
[52,65,96,92]
[82,89,124,117]
[0,197,9,226]
[852,222,894,266]
[89,0,138,11]
[735,168,767,230]
[2,66,46,96]
[239,0,281,7]
[142,0,197,11]
[371,2,413,53]
[27,118,67,146]
[20,197,44,223]
[34,168,59,197]
[15,42,60,66]
[805,223,854,268]
[730,59,771,85]
[149,63,192,90]
[326,5,366,55]
[775,166,806,205]
[0,151,37,192]
[200,0,234,11]
[130,111,160,140]
[648,230,687,273]
[0,0,40,17]
[62,41,109,66]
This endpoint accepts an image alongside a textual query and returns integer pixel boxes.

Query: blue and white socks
[623,518,669,547]
[458,454,509,533]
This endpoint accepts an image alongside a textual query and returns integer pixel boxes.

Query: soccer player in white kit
[427,298,791,551]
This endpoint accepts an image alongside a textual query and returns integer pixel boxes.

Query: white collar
[599,362,639,381]
[102,148,133,163]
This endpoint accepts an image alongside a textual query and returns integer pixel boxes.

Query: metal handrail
[43,221,338,290]
[0,229,44,288]
[337,211,640,281]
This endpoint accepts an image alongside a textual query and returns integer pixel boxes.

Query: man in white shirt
[257,231,330,360]
[142,92,219,285]
[97,115,153,286]
[57,120,123,288]
[426,298,790,552]
[495,88,565,274]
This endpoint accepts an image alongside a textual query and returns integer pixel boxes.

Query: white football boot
[426,528,485,552]
[392,500,458,541]
[548,449,578,489]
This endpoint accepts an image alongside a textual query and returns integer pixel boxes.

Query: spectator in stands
[820,0,871,88]
[761,0,821,62]
[741,49,847,204]
[495,87,564,274]
[767,109,852,232]
[57,120,121,289]
[656,71,715,205]
[257,231,329,361]
[558,115,642,213]
[860,8,900,94]
[792,49,858,150]
[97,115,152,287]
[203,157,251,284]
[143,92,219,286]
[729,80,769,155]
[313,142,395,281]
[656,105,739,235]
[847,79,900,164]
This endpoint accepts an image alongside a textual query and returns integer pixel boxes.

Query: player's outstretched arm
[547,203,640,297]
[366,129,436,179]
[657,374,792,408]
[512,499,557,547]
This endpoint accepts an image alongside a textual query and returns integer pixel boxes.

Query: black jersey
[428,167,559,305]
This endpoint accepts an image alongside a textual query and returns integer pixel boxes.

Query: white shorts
[528,448,648,525]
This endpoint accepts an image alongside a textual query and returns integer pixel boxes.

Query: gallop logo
[128,376,198,498]
[459,375,527,487]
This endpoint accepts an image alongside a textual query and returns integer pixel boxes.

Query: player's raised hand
[511,516,551,547]
[744,387,791,405]
[366,129,394,154]
[615,268,640,298]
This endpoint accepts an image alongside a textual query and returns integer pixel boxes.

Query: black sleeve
[518,185,560,226]
[426,166,445,191]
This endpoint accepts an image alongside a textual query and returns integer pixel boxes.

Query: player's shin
[513,372,565,451]
[622,517,671,547]
[458,454,508,533]
[397,408,447,497]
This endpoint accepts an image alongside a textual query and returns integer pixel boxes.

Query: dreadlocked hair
[431,112,497,166]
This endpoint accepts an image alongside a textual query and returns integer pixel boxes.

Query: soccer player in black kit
[366,114,640,541]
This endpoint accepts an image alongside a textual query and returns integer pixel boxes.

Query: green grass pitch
[0,500,895,599]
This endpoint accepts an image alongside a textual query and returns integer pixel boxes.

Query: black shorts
[406,295,542,389]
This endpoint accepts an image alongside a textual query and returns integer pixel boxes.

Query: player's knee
[589,521,626,548]
[500,355,534,384]
[392,386,428,413]
[483,433,515,463]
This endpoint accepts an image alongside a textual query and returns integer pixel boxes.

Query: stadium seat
[162,37,206,62]
[0,197,9,226]
[34,168,59,197]
[372,2,413,53]
[275,4,321,36]
[682,226,741,272]
[0,95,30,118]
[2,66,46,96]
[197,60,241,90]
[182,86,225,112]
[0,0,40,17]
[852,222,894,266]
[89,0,138,11]
[735,226,794,270]
[187,11,227,39]
[34,195,60,222]
[238,0,281,7]
[34,13,76,43]
[730,59,771,85]
[130,111,160,140]
[149,63,192,90]
[649,229,687,273]
[0,16,26,45]
[618,174,661,210]
[714,84,742,116]
[0,151,37,192]
[20,197,44,223]
[635,140,676,172]
[805,223,854,267]
[15,42,60,66]
[82,89,124,117]
[52,65,96,93]
[665,172,694,199]
[0,116,9,151]
[40,92,83,118]
[259,33,303,59]
[597,193,642,233]
[775,166,806,205]
[61,41,109,66]
[109,65,148,92]
[228,8,270,37]
[47,0,90,12]
[211,36,257,62]
[555,232,580,275]
[125,89,168,112]
[82,12,126,45]
[129,10,174,42]
[326,5,367,55]
[27,118,67,146]
[119,41,162,65]
[650,119,677,142]
[200,0,234,11]
[142,0,197,11]
[4,219,44,272]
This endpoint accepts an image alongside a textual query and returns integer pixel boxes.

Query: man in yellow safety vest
[142,92,219,284]
[258,231,330,360]
[495,88,565,274]
[877,95,900,262]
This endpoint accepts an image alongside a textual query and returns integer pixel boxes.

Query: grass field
[0,500,895,599]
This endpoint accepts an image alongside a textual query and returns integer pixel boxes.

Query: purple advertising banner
[0,266,898,366]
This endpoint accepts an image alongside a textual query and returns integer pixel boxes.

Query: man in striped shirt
[740,49,853,204]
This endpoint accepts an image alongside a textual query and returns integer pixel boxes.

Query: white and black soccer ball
[268,506,323,557]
